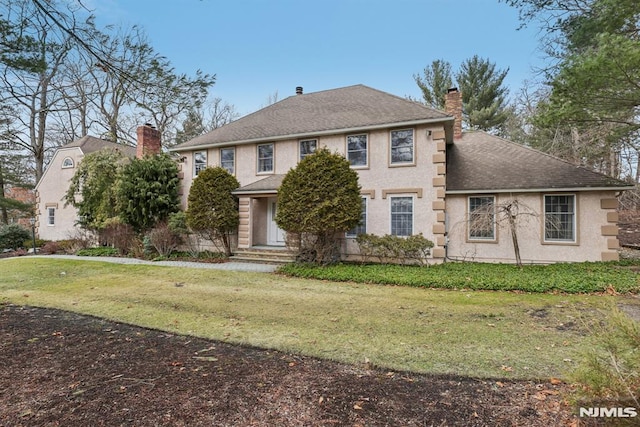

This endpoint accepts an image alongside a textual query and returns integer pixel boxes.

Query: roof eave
[231,189,279,196]
[446,185,634,195]
[170,117,454,152]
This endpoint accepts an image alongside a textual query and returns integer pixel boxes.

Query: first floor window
[346,197,368,237]
[390,129,414,164]
[194,151,207,176]
[468,196,495,240]
[257,143,274,173]
[347,134,367,167]
[390,196,413,236]
[47,207,55,226]
[299,139,317,160]
[544,194,576,242]
[220,147,235,174]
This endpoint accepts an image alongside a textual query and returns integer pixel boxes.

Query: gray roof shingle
[172,85,451,151]
[64,136,137,157]
[232,175,284,194]
[446,131,632,192]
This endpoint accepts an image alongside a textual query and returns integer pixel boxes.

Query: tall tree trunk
[0,164,8,225]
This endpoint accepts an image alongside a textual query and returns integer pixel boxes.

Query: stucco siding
[445,191,618,263]
[35,148,84,241]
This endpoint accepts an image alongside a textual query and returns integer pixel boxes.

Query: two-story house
[169,84,631,263]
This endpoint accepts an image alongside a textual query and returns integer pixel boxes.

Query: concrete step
[231,248,296,264]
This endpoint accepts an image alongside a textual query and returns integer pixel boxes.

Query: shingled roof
[446,131,632,193]
[63,135,137,157]
[172,85,452,151]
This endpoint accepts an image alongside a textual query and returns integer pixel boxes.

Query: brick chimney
[444,88,463,140]
[136,123,161,158]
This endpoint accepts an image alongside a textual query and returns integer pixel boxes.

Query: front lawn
[0,257,635,380]
[279,261,640,294]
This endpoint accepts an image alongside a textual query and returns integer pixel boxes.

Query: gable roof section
[64,135,137,157]
[446,131,632,193]
[171,85,452,151]
[232,175,284,195]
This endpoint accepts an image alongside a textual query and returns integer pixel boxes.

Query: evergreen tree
[456,55,510,132]
[413,59,453,109]
[414,56,511,133]
[116,154,180,232]
[185,167,239,256]
[276,148,361,264]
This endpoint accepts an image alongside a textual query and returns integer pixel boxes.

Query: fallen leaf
[501,365,513,372]
[318,396,324,404]
[550,377,562,385]
[353,404,363,410]
[496,381,505,387]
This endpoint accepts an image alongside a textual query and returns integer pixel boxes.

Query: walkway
[22,254,279,273]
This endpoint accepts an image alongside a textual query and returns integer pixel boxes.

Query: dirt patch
[0,304,583,426]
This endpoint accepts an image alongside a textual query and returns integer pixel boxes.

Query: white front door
[267,199,286,246]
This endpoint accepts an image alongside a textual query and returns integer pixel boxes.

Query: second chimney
[444,88,463,140]
[296,86,303,95]
[136,123,161,158]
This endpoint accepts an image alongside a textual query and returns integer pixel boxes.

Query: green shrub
[356,233,434,265]
[76,247,119,257]
[22,238,48,249]
[0,224,31,250]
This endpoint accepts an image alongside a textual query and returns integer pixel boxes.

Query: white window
[346,197,368,238]
[347,134,367,167]
[194,151,207,176]
[220,147,235,174]
[468,196,496,240]
[257,143,274,173]
[47,207,55,226]
[62,157,74,168]
[544,194,576,242]
[390,196,413,236]
[390,129,414,164]
[299,139,317,160]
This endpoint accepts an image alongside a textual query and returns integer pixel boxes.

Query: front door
[267,199,286,246]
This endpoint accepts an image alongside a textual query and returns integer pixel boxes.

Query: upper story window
[346,196,368,238]
[299,139,317,160]
[347,134,367,167]
[468,196,496,240]
[390,129,414,165]
[62,157,74,168]
[47,207,55,226]
[194,151,207,176]
[544,194,576,242]
[257,143,274,173]
[220,147,235,175]
[390,196,413,236]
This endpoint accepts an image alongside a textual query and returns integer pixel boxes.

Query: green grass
[279,261,640,293]
[0,257,633,380]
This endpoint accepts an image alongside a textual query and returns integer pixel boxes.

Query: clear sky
[92,0,544,116]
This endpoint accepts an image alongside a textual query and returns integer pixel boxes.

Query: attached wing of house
[171,84,633,263]
[35,136,137,241]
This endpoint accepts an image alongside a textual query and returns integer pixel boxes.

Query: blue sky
[93,0,544,116]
